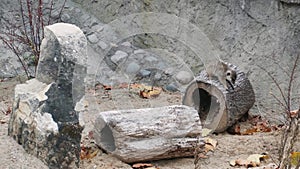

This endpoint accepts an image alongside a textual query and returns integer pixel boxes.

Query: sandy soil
[0,76,290,169]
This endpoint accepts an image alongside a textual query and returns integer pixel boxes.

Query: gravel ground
[0,77,292,169]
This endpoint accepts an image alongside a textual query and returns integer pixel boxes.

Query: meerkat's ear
[220,61,227,69]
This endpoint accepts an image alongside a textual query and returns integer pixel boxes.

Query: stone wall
[71,0,300,121]
[1,0,300,121]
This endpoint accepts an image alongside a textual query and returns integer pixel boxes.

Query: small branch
[258,65,289,110]
[58,0,67,22]
[287,55,299,115]
[0,36,30,79]
[48,0,54,25]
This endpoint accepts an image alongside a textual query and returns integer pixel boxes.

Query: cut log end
[182,63,255,133]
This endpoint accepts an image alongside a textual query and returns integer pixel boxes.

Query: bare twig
[258,65,289,111]
[0,0,66,79]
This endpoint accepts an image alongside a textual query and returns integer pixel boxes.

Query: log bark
[93,105,202,163]
[280,0,300,4]
[182,62,255,133]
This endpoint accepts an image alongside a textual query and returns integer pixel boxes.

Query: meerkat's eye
[226,71,231,76]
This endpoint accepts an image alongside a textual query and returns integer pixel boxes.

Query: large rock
[8,23,87,168]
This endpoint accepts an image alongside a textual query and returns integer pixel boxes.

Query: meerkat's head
[225,69,237,85]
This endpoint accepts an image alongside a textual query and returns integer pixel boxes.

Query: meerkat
[205,60,237,90]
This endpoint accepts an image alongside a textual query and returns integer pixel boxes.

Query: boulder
[8,23,87,168]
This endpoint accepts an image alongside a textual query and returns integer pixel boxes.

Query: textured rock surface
[8,23,87,168]
[94,105,201,163]
[70,0,300,120]
[1,0,300,125]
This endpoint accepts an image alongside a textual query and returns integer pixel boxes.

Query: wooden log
[182,62,255,133]
[93,105,202,163]
[280,0,300,4]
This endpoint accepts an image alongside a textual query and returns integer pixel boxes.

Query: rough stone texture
[93,105,201,163]
[8,23,87,168]
[175,71,194,85]
[1,0,300,122]
[71,0,300,121]
[0,0,68,78]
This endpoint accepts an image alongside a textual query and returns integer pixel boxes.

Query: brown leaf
[231,154,269,168]
[205,138,218,148]
[235,159,252,166]
[0,119,6,124]
[118,83,129,89]
[204,144,215,153]
[256,122,272,132]
[139,85,162,99]
[88,131,94,139]
[290,109,300,118]
[197,153,208,159]
[130,83,142,89]
[2,106,11,115]
[241,128,257,135]
[132,163,153,168]
[80,146,99,160]
[290,152,300,166]
[227,124,241,135]
[103,85,112,90]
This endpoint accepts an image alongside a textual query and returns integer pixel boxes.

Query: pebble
[164,67,174,75]
[165,83,179,92]
[111,51,128,64]
[139,69,151,77]
[133,49,146,54]
[175,71,193,84]
[121,41,131,47]
[145,56,158,63]
[87,33,99,44]
[61,13,71,22]
[126,62,141,74]
[91,24,104,32]
[154,73,162,80]
[97,41,108,49]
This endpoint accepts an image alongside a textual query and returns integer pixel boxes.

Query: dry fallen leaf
[205,138,218,148]
[204,144,215,153]
[139,85,162,99]
[80,146,99,160]
[132,163,153,168]
[0,119,6,124]
[236,159,253,167]
[246,154,266,166]
[130,83,142,89]
[229,159,237,166]
[290,152,300,166]
[241,121,272,135]
[118,82,129,89]
[197,153,208,159]
[230,124,241,135]
[230,153,269,167]
[290,109,300,118]
[201,128,212,137]
[103,85,112,90]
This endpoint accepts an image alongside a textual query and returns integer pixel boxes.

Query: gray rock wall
[71,0,300,121]
[1,0,299,121]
